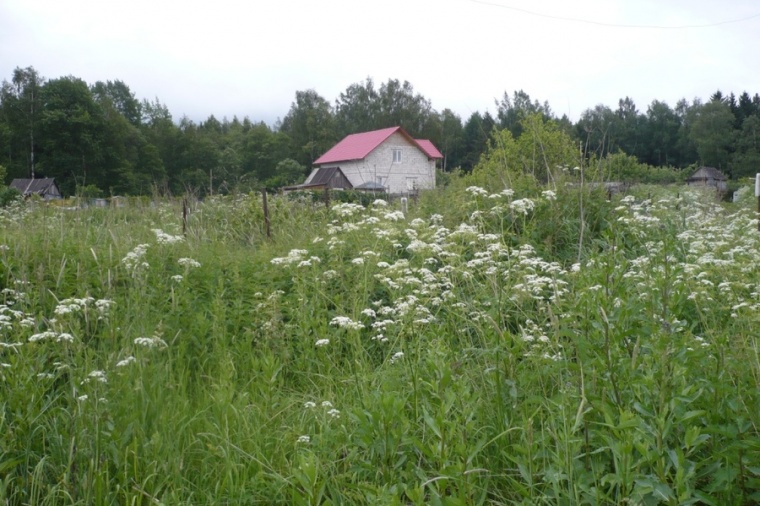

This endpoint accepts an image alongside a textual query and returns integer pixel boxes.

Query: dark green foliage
[3,65,760,199]
[0,186,19,206]
[286,188,388,207]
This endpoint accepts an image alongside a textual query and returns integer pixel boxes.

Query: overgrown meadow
[1,181,759,505]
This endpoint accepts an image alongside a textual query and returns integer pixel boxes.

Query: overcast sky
[2,0,759,125]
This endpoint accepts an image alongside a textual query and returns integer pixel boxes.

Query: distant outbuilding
[686,167,727,191]
[9,178,63,200]
[283,166,353,192]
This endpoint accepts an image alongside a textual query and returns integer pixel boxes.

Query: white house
[300,126,443,195]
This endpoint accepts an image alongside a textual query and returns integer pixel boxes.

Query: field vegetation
[1,165,759,504]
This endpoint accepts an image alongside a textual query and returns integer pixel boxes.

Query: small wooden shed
[283,167,353,192]
[9,178,63,200]
[686,167,727,191]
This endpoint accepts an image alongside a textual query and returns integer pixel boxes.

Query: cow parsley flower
[509,198,536,215]
[152,229,184,244]
[134,336,168,348]
[85,370,107,384]
[270,249,309,266]
[95,299,114,314]
[383,211,405,221]
[315,339,330,347]
[297,435,311,443]
[29,331,74,343]
[116,356,136,367]
[178,258,201,268]
[465,186,488,196]
[122,244,150,270]
[330,316,364,330]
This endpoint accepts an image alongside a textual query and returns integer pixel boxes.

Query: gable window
[392,149,402,163]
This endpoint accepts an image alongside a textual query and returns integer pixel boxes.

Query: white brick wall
[319,132,436,194]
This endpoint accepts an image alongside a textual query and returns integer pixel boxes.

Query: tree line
[2,65,760,197]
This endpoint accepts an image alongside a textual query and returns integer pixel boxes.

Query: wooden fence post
[755,174,760,232]
[323,187,330,208]
[262,189,271,240]
[182,198,188,236]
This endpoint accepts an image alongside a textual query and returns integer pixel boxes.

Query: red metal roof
[314,126,443,164]
[415,139,444,159]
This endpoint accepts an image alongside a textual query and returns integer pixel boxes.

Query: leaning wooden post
[262,188,271,240]
[323,187,330,209]
[182,197,188,236]
[755,174,760,232]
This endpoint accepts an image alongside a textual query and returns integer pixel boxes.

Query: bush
[0,186,20,207]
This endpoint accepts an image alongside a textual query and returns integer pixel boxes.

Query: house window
[376,176,385,186]
[392,149,402,163]
[406,177,417,191]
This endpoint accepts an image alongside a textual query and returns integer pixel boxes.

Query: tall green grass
[0,185,758,505]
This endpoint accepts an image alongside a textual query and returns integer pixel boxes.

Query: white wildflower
[95,299,114,314]
[178,258,201,268]
[86,370,108,384]
[134,336,168,349]
[330,316,364,330]
[315,339,330,347]
[465,186,488,196]
[122,244,150,270]
[509,198,536,215]
[152,229,184,244]
[271,249,309,266]
[116,356,136,367]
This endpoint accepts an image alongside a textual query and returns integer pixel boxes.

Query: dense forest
[1,65,760,197]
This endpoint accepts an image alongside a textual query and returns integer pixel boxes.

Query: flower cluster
[329,316,364,330]
[152,229,184,244]
[134,335,168,348]
[29,331,75,343]
[122,243,150,270]
[178,257,201,268]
